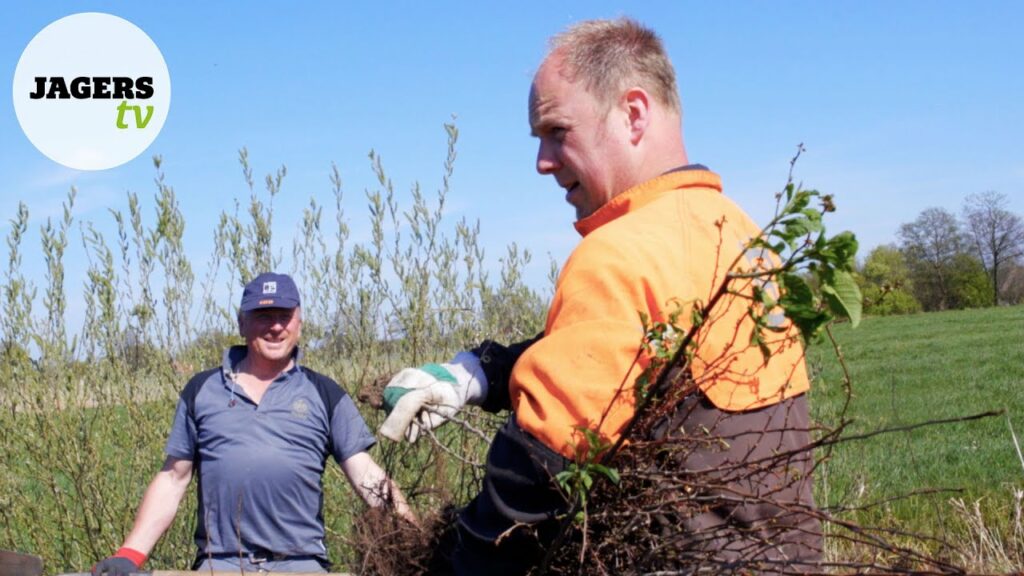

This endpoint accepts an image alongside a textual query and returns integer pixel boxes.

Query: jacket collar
[573,166,722,238]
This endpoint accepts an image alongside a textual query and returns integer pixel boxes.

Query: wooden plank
[58,572,352,576]
[0,550,43,576]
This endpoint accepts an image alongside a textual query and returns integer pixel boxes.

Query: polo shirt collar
[573,165,721,238]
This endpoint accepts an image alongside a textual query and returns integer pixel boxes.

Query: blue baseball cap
[239,272,301,312]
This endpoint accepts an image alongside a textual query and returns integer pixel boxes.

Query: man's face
[238,307,302,365]
[530,55,631,221]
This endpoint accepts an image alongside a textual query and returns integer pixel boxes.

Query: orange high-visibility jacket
[509,168,810,459]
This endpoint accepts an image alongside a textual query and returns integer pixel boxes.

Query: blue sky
[2,2,1023,331]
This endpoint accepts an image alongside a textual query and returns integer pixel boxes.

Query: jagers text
[29,76,154,99]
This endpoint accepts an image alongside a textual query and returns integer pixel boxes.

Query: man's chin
[255,344,292,361]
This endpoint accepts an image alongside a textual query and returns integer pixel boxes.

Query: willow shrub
[0,123,547,573]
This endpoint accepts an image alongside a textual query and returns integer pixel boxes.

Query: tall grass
[809,305,1024,569]
[0,123,546,574]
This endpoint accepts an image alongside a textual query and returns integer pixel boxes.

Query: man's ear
[623,87,651,145]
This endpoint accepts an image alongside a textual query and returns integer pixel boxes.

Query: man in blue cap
[93,272,414,574]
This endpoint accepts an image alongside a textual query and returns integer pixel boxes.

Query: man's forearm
[341,452,418,525]
[120,458,192,556]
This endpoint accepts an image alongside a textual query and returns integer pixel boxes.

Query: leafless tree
[961,191,1024,305]
[898,207,964,310]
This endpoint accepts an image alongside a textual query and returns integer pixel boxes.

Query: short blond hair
[549,18,681,114]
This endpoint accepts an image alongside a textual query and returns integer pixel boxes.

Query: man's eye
[542,127,567,143]
[255,311,288,323]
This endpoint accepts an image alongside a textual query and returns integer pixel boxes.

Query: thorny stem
[421,427,484,468]
[825,325,854,417]
[819,409,1004,446]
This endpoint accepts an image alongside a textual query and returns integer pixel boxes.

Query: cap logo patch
[259,299,274,305]
[263,281,277,294]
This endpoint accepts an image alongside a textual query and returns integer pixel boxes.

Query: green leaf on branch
[781,216,814,245]
[751,285,775,310]
[782,189,812,214]
[590,463,621,484]
[827,231,859,270]
[779,273,814,309]
[800,208,824,232]
[689,304,704,331]
[777,273,834,341]
[750,326,772,362]
[821,269,862,327]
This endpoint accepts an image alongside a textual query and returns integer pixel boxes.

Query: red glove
[92,547,146,576]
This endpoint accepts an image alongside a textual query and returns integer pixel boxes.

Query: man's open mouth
[565,182,580,198]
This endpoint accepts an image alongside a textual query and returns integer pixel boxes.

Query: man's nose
[536,140,560,175]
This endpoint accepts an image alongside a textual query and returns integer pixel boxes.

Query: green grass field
[809,304,1024,548]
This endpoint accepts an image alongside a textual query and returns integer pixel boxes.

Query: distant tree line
[858,190,1024,315]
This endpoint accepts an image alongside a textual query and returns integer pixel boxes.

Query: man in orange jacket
[382,17,821,575]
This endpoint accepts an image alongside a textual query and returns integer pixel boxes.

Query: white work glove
[379,351,487,443]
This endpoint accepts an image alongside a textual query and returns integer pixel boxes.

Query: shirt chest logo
[290,398,311,420]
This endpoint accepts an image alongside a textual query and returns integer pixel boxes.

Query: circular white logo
[12,13,171,171]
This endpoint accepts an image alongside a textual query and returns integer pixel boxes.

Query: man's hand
[379,352,487,442]
[92,548,146,576]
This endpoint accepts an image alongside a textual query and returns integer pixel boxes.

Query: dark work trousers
[647,392,823,573]
[449,394,821,575]
[451,416,571,576]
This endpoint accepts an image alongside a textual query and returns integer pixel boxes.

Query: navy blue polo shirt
[165,346,375,557]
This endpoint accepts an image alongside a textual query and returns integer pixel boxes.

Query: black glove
[92,555,140,576]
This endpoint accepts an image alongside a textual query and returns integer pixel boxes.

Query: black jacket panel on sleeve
[471,332,543,413]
